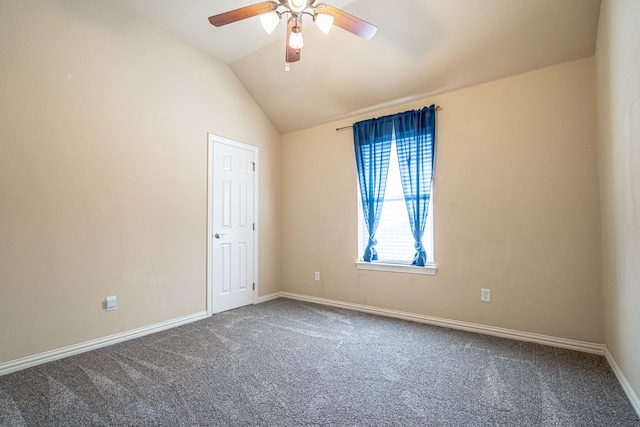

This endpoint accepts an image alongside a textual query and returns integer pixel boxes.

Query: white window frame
[355,139,437,276]
[355,260,437,275]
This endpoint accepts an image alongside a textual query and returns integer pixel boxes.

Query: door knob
[214,233,227,239]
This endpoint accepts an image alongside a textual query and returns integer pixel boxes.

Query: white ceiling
[110,0,601,134]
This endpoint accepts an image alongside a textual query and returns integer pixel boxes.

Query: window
[357,139,434,265]
[353,105,437,274]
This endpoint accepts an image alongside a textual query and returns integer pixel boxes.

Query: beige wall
[596,0,640,405]
[0,0,281,364]
[1,0,625,384]
[282,58,603,343]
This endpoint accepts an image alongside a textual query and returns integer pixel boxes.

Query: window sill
[354,261,437,275]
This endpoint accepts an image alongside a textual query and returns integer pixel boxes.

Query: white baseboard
[277,291,605,355]
[605,347,640,418]
[257,292,282,304]
[0,311,209,377]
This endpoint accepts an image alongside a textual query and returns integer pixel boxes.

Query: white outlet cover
[480,288,491,302]
[106,295,117,311]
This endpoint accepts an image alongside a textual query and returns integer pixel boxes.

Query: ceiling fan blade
[316,4,377,40]
[208,2,277,27]
[286,17,301,63]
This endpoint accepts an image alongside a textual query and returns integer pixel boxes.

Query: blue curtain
[353,116,394,261]
[394,105,436,266]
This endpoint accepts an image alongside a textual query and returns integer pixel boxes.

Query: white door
[208,135,257,314]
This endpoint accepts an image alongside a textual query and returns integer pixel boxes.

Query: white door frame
[207,133,259,316]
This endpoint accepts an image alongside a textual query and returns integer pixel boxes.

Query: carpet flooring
[1,298,638,426]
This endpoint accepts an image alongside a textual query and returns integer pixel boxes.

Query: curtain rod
[335,105,441,132]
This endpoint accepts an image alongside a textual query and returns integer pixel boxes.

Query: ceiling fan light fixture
[289,26,304,49]
[314,13,334,34]
[260,11,280,34]
[208,1,377,65]
[288,0,307,14]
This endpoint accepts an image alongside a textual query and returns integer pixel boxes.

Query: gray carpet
[1,298,638,426]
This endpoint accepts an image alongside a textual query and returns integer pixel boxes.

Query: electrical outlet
[480,288,491,303]
[106,295,117,311]
[314,271,320,281]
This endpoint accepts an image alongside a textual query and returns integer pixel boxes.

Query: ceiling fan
[208,0,377,67]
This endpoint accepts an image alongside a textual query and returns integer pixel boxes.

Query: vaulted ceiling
[110,0,601,134]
